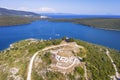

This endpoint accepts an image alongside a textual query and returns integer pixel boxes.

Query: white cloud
[16,7,55,13]
[38,7,55,12]
[17,7,30,11]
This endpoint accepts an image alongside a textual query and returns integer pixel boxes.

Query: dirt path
[26,42,85,80]
[106,49,120,79]
[84,63,88,80]
[26,43,75,80]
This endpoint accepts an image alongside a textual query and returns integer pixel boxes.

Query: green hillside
[0,39,120,80]
[48,18,120,30]
[0,16,40,26]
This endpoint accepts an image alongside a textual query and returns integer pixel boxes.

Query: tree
[67,38,74,42]
[62,36,67,40]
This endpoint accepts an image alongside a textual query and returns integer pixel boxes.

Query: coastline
[0,20,39,27]
[48,18,120,31]
[0,22,31,27]
[0,16,41,27]
[0,38,119,52]
[0,38,46,51]
[78,24,120,31]
[1,18,120,31]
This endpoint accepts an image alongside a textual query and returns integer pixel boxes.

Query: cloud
[16,7,55,13]
[38,7,55,12]
[17,7,30,11]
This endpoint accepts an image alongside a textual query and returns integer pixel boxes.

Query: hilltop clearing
[0,39,120,80]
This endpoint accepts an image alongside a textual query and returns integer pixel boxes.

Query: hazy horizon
[0,0,120,15]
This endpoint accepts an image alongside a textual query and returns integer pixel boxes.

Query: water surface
[0,20,120,51]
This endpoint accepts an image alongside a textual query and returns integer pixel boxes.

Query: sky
[0,0,120,15]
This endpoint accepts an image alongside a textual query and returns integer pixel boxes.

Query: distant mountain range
[0,7,40,17]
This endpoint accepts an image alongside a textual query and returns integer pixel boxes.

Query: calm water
[0,20,120,51]
[42,14,120,18]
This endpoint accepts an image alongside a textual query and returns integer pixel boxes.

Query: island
[0,38,120,80]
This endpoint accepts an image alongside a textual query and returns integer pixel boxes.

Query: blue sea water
[0,15,120,51]
[44,14,120,18]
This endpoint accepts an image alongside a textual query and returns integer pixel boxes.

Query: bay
[0,19,120,51]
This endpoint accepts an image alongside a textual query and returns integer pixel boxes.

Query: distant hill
[40,13,77,16]
[0,7,40,17]
[49,18,120,30]
[40,13,74,15]
[0,7,42,26]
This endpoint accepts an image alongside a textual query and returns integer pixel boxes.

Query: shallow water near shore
[0,20,120,51]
